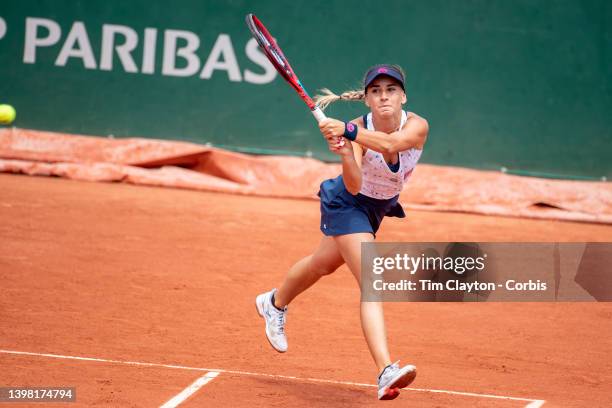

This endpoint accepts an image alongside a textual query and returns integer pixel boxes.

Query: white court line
[0,349,545,407]
[524,401,546,408]
[159,371,219,408]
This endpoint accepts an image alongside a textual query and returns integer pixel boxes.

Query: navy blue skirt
[318,176,405,237]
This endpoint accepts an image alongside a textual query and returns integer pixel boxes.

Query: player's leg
[274,235,345,308]
[333,233,392,371]
[256,235,344,352]
[333,232,416,400]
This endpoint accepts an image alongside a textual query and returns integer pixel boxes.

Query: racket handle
[311,106,326,122]
[311,105,345,146]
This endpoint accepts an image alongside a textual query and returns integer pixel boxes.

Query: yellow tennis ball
[0,104,16,125]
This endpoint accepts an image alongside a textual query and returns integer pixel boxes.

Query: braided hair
[313,64,405,111]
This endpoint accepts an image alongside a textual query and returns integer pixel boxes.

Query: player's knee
[310,257,338,277]
[316,265,336,277]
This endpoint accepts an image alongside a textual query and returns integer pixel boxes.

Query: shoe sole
[378,367,417,400]
[379,387,401,400]
[390,366,417,389]
[255,295,265,317]
[255,295,287,353]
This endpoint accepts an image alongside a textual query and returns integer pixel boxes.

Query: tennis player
[256,64,428,400]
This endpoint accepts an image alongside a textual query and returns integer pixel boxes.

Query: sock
[270,292,284,312]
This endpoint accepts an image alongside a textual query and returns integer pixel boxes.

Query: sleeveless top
[359,111,422,200]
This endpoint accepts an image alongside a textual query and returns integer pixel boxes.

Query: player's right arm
[322,122,363,195]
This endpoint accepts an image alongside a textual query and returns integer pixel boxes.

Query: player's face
[365,77,406,117]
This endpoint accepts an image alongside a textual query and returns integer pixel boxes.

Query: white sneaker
[377,361,417,400]
[255,289,288,353]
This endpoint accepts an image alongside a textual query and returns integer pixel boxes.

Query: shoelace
[276,312,285,334]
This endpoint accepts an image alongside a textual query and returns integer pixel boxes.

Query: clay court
[2,1,611,406]
[1,173,611,407]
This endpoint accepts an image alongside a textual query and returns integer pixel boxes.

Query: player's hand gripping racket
[245,13,327,123]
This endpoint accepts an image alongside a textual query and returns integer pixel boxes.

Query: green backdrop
[1,0,610,179]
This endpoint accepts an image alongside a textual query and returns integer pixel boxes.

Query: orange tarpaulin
[1,127,610,224]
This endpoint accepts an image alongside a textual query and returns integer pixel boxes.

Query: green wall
[0,0,610,179]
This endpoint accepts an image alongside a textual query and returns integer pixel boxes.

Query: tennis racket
[245,13,326,123]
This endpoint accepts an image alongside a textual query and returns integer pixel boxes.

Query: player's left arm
[354,114,428,153]
[319,114,429,154]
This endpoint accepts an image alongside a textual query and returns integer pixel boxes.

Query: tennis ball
[0,104,16,125]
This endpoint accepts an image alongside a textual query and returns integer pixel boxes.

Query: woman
[256,64,429,400]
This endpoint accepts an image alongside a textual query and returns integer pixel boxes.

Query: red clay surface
[1,173,611,407]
